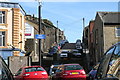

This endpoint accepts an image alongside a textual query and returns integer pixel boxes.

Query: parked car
[52,64,86,80]
[48,46,58,56]
[70,49,82,58]
[87,63,99,80]
[75,39,82,50]
[89,42,120,80]
[59,50,69,59]
[49,64,60,79]
[14,66,49,80]
[0,56,14,80]
[59,40,69,48]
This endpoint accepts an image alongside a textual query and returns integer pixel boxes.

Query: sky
[1,0,118,43]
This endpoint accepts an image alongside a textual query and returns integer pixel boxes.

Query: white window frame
[0,31,6,46]
[115,27,120,37]
[0,11,5,24]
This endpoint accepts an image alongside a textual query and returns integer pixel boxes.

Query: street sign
[35,34,46,39]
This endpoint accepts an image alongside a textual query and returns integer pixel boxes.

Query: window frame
[0,30,7,47]
[115,27,120,37]
[0,11,6,24]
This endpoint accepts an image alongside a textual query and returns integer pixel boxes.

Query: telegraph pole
[57,20,58,28]
[83,18,85,31]
[57,20,59,43]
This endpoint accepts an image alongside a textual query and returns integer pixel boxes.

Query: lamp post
[57,20,59,44]
[83,18,85,54]
[36,0,42,66]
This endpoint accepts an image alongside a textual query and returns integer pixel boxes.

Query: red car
[14,66,49,80]
[52,64,86,80]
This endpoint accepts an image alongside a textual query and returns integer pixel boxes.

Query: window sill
[0,24,8,26]
[0,46,8,48]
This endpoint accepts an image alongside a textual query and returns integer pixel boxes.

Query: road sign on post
[35,34,46,39]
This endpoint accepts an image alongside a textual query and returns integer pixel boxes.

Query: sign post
[35,34,46,66]
[35,34,46,39]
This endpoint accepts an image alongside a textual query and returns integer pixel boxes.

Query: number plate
[71,72,79,74]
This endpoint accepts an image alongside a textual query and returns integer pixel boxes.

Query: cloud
[0,0,9,2]
[1,0,119,2]
[43,8,77,20]
[43,0,120,2]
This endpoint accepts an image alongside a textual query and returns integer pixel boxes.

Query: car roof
[112,42,120,47]
[116,42,120,45]
[51,65,60,68]
[106,42,120,51]
[72,49,79,51]
[23,66,42,69]
[63,64,80,66]
[76,39,81,41]
[61,50,69,52]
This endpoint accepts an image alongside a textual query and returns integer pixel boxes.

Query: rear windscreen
[25,67,45,72]
[65,65,83,70]
[72,51,78,53]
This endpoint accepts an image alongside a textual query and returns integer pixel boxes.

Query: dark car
[0,56,14,80]
[75,39,82,50]
[70,49,82,58]
[59,40,69,48]
[49,65,60,79]
[59,50,69,59]
[48,46,58,56]
[89,42,120,80]
[87,63,99,80]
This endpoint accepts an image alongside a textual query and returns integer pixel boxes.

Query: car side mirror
[93,68,96,70]
[52,71,54,74]
[13,73,16,76]
[13,73,18,76]
[102,77,119,80]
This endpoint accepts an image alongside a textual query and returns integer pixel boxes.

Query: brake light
[81,71,86,75]
[42,72,47,75]
[24,73,30,76]
[63,72,69,76]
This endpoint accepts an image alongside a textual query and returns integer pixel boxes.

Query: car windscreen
[61,51,68,53]
[25,67,45,72]
[65,65,83,70]
[72,51,79,53]
[52,66,58,70]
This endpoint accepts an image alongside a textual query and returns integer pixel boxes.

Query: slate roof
[0,2,26,15]
[98,12,120,24]
[61,43,76,49]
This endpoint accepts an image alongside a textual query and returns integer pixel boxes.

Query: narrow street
[40,43,90,74]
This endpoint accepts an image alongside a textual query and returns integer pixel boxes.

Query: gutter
[0,48,26,53]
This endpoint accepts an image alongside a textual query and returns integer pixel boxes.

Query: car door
[107,43,120,78]
[0,56,14,80]
[95,45,116,79]
[55,66,63,78]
